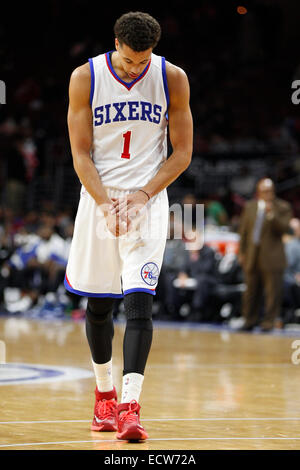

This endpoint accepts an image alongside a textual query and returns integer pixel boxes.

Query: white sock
[121,373,144,403]
[92,359,113,393]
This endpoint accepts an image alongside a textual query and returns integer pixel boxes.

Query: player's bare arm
[112,62,193,220]
[67,63,122,236]
[143,62,193,195]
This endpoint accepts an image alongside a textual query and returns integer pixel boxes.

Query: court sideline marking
[1,417,300,424]
[1,436,300,448]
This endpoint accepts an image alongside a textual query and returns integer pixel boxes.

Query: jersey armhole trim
[161,57,170,119]
[88,58,95,106]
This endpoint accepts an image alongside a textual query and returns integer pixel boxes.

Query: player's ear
[115,38,119,51]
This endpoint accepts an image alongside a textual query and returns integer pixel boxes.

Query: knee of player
[124,292,153,322]
[86,297,115,324]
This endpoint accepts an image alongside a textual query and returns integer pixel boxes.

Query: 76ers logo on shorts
[141,262,159,286]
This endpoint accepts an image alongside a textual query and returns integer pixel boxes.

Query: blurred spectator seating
[282,218,300,324]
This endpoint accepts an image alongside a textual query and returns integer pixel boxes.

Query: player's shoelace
[96,399,116,419]
[119,400,140,423]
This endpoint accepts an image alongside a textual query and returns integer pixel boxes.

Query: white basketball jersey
[88,51,169,191]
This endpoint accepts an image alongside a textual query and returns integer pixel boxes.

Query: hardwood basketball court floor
[0,316,300,450]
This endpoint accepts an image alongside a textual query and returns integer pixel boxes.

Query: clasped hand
[104,190,149,237]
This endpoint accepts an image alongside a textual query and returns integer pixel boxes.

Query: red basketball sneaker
[91,387,118,432]
[116,400,149,441]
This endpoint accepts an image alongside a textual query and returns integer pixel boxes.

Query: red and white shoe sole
[91,422,118,432]
[116,425,148,441]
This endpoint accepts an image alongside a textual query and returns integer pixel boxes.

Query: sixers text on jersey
[94,101,163,126]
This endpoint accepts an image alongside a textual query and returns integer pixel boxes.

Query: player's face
[115,39,152,79]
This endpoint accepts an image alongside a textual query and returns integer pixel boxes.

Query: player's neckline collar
[105,51,151,90]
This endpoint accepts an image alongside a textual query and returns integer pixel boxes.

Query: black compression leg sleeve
[123,292,153,376]
[85,297,115,364]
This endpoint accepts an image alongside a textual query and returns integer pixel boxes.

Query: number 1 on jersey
[121,131,131,159]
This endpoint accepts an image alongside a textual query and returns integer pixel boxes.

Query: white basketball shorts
[64,186,169,298]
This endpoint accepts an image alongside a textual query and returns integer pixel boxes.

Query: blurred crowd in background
[1,0,300,327]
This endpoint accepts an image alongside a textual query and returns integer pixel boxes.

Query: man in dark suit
[238,178,292,331]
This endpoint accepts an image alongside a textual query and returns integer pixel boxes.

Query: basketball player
[64,11,193,441]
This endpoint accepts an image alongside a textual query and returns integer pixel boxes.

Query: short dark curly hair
[114,11,161,52]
